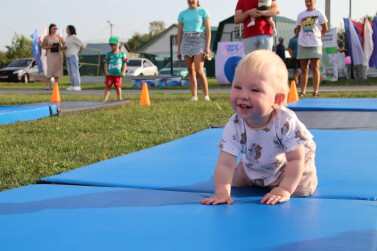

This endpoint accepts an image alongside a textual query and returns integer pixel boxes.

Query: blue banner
[370,17,377,69]
[30,30,44,73]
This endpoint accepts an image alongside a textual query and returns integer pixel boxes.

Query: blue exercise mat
[0,184,376,250]
[0,104,58,125]
[287,98,377,111]
[39,129,377,201]
[39,129,221,192]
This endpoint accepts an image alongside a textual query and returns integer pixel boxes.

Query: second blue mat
[39,129,377,201]
[287,98,377,111]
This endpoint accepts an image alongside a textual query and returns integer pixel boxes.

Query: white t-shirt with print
[218,107,316,186]
[296,9,328,47]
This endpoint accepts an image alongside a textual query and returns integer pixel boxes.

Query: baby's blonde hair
[235,50,289,100]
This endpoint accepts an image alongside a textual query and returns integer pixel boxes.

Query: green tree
[0,51,6,67]
[127,32,152,51]
[149,21,165,36]
[126,21,165,51]
[4,33,33,64]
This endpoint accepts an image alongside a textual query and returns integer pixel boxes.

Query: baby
[247,0,277,36]
[201,50,317,205]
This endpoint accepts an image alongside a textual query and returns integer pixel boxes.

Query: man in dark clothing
[276,37,285,62]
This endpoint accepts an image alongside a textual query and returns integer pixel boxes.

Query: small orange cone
[50,82,61,102]
[140,82,151,106]
[288,81,299,103]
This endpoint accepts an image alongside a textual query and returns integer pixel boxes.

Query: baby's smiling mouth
[239,104,251,109]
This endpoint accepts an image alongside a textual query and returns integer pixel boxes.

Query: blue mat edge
[0,104,58,125]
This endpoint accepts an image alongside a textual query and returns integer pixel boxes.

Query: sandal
[299,93,305,98]
[313,93,319,97]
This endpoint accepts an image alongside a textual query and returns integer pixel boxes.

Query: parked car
[0,58,45,83]
[125,58,158,76]
[159,60,206,78]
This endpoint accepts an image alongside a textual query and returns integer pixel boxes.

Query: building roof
[137,24,178,52]
[81,43,131,56]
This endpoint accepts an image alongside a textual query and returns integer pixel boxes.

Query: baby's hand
[261,187,291,205]
[201,194,233,205]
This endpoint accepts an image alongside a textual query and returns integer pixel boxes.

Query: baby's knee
[291,175,318,198]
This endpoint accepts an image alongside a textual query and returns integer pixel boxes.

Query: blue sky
[0,0,376,51]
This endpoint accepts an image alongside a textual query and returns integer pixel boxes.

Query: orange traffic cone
[140,82,151,106]
[51,82,61,102]
[288,81,299,103]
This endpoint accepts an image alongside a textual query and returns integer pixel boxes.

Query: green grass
[0,93,234,191]
[1,76,376,91]
[1,76,377,192]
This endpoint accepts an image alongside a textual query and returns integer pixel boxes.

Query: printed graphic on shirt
[248,143,263,160]
[240,132,246,144]
[301,16,319,34]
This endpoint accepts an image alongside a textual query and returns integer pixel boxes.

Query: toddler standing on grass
[103,35,128,101]
[201,50,317,206]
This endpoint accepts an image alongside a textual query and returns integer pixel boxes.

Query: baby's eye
[251,88,259,92]
[233,85,241,90]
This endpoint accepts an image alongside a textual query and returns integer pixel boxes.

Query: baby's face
[230,65,279,128]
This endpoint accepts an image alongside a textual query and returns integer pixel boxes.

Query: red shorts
[105,76,122,88]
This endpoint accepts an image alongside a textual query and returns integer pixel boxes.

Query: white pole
[349,0,352,19]
[107,20,113,37]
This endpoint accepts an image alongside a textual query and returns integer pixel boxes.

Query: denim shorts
[180,32,206,57]
[243,35,273,54]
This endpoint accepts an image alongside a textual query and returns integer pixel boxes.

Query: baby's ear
[274,93,286,107]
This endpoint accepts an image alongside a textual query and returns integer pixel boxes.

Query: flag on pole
[344,18,353,63]
[30,29,44,73]
[352,20,363,44]
[370,17,377,69]
[363,17,374,68]
[346,18,365,66]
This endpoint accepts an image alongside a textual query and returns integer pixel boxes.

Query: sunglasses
[52,27,58,30]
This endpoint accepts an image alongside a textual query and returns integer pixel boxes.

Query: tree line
[0,21,165,67]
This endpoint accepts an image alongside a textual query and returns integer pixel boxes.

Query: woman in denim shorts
[177,0,211,101]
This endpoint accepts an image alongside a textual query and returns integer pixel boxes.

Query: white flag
[363,17,374,68]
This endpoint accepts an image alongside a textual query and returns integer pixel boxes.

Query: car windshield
[128,60,142,67]
[164,60,186,68]
[8,59,32,67]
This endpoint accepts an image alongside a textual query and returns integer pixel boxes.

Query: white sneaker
[66,86,74,91]
[72,86,81,91]
[191,97,198,102]
[204,96,210,101]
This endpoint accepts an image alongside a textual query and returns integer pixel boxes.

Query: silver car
[125,58,158,76]
[0,58,45,83]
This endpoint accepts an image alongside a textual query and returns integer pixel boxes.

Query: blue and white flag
[30,29,44,73]
[345,18,365,66]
